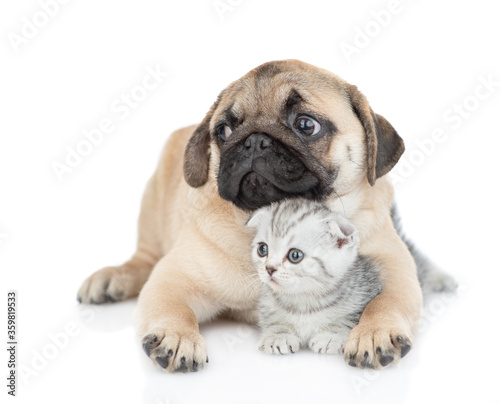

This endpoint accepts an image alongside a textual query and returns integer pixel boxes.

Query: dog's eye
[288,248,304,263]
[217,125,232,141]
[257,243,268,257]
[294,116,321,136]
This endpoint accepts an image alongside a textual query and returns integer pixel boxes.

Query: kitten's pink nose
[266,266,277,276]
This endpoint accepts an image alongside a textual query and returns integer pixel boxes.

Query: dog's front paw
[142,328,208,373]
[343,323,412,369]
[258,332,300,355]
[77,266,135,304]
[308,332,345,354]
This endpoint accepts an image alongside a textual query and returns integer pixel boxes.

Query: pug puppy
[77,60,450,372]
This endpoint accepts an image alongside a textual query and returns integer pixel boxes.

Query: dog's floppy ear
[183,100,220,188]
[345,83,405,186]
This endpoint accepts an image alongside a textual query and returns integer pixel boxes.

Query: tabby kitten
[247,198,382,355]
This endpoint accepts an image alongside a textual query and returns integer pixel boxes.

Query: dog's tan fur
[78,60,423,371]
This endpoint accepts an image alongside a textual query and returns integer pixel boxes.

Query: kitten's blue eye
[257,243,268,257]
[288,249,304,263]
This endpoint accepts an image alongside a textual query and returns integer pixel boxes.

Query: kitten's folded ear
[246,207,269,229]
[326,213,360,249]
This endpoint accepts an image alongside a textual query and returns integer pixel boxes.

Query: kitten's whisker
[333,187,347,217]
[245,275,260,283]
[243,275,262,292]
[349,158,361,167]
[243,273,259,282]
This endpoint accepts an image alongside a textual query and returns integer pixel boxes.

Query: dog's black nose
[266,266,277,276]
[245,133,271,156]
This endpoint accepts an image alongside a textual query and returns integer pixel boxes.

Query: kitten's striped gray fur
[248,199,382,355]
[248,198,457,356]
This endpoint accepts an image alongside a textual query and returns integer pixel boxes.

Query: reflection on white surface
[13,283,498,404]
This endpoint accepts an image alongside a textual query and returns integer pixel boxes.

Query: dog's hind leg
[391,204,458,295]
[406,240,458,294]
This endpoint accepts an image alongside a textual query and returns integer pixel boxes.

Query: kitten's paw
[308,332,345,354]
[343,323,412,369]
[258,332,300,355]
[142,328,208,373]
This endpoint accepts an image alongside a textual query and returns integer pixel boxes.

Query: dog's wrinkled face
[215,88,340,210]
[183,60,405,211]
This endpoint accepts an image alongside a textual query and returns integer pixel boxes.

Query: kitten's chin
[267,278,295,293]
[263,278,284,291]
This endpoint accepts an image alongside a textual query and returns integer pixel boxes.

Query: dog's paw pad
[142,334,162,357]
[141,329,207,373]
[344,325,412,369]
[393,335,412,358]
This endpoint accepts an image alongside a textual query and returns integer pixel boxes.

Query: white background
[2,1,500,403]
